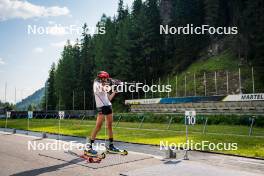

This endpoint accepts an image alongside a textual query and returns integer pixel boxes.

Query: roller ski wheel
[64,150,105,164]
[122,150,128,155]
[97,152,106,159]
[81,152,106,163]
[83,149,106,163]
[80,154,101,163]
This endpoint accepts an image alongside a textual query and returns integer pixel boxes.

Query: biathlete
[84,71,121,156]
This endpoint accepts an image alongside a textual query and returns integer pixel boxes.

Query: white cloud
[0,57,5,65]
[33,47,44,53]
[0,0,70,21]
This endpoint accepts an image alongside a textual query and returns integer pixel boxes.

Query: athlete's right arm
[93,81,102,94]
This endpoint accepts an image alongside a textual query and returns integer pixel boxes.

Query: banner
[185,111,196,116]
[125,98,161,105]
[28,111,33,119]
[59,111,65,119]
[160,96,224,104]
[185,111,196,125]
[223,93,264,101]
[6,111,11,118]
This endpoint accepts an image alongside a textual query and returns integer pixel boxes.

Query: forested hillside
[16,88,44,110]
[42,0,264,111]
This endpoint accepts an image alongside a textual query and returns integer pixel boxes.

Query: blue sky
[0,0,134,103]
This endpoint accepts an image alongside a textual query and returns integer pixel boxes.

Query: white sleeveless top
[93,80,112,108]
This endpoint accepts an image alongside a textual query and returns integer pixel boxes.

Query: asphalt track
[0,130,263,176]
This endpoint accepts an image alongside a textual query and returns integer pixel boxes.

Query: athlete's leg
[106,113,113,140]
[85,114,104,154]
[106,113,121,152]
[90,113,104,140]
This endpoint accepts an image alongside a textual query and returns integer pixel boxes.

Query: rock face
[159,0,173,25]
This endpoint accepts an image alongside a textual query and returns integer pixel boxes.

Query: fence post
[194,73,197,96]
[58,111,64,140]
[226,71,229,94]
[84,90,86,110]
[175,75,178,97]
[151,79,154,98]
[72,90,75,110]
[138,81,140,99]
[239,68,242,93]
[115,115,122,128]
[184,74,187,97]
[42,132,47,138]
[45,82,48,112]
[204,72,207,96]
[5,113,8,132]
[159,78,161,97]
[58,93,61,111]
[203,117,208,134]
[58,113,60,140]
[167,77,170,98]
[144,80,147,99]
[81,114,86,121]
[252,67,255,93]
[167,116,173,130]
[215,71,217,95]
[249,117,255,136]
[138,115,145,129]
[42,114,48,138]
[27,115,30,135]
[76,114,86,127]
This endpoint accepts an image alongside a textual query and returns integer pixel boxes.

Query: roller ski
[106,145,128,155]
[82,149,106,163]
[65,149,105,163]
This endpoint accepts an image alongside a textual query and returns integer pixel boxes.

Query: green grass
[187,51,238,72]
[0,119,264,159]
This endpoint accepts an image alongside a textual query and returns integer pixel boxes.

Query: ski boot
[106,145,128,155]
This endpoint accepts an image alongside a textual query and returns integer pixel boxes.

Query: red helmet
[97,71,110,79]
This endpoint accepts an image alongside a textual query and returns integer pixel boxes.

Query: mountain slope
[157,50,263,98]
[16,88,45,110]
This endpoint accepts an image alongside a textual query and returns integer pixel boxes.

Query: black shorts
[97,106,112,115]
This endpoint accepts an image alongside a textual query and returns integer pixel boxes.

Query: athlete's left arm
[108,91,117,102]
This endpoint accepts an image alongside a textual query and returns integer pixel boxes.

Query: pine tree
[117,0,126,22]
[141,0,165,81]
[79,24,94,109]
[114,12,133,80]
[47,63,57,110]
[244,0,264,86]
[94,15,117,73]
[130,0,145,81]
[55,41,76,110]
[168,0,207,71]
